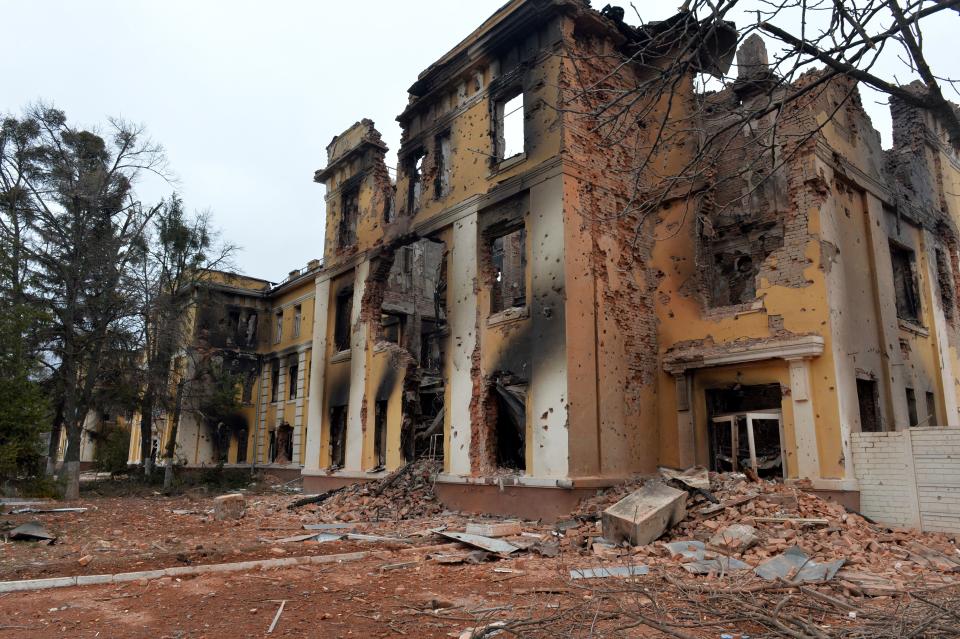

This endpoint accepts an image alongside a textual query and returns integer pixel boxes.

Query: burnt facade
[290,0,960,518]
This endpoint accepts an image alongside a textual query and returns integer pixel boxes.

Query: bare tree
[560,0,960,230]
[131,194,234,477]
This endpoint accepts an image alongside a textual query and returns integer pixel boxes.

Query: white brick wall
[851,427,960,532]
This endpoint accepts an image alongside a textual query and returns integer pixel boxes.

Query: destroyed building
[298,0,960,527]
[125,267,321,478]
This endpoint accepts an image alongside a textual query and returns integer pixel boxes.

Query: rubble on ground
[213,493,245,520]
[569,471,960,596]
[302,458,444,522]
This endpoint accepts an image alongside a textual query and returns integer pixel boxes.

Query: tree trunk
[163,379,185,493]
[45,400,65,476]
[140,389,155,476]
[59,360,83,499]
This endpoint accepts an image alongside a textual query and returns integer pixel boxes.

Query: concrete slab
[601,482,687,546]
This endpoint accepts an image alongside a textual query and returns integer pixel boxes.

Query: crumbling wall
[557,15,670,476]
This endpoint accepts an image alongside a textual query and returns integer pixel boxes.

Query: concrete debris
[213,494,245,521]
[465,521,522,538]
[601,481,686,546]
[9,522,56,543]
[709,524,760,552]
[273,533,343,544]
[302,523,354,531]
[754,545,845,582]
[658,466,710,491]
[435,530,520,555]
[570,565,649,579]
[664,540,750,574]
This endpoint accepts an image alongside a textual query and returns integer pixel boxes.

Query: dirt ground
[3,472,960,638]
[0,551,581,639]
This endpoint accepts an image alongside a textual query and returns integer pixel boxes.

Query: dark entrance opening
[706,383,784,478]
[374,400,388,470]
[490,374,527,471]
[329,405,347,469]
[856,378,882,432]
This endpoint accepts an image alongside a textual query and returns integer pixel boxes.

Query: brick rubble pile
[572,472,960,594]
[306,459,444,522]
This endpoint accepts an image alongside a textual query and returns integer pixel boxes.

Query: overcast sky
[3,1,955,282]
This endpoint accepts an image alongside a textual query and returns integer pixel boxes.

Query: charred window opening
[380,313,404,345]
[288,356,299,400]
[489,226,527,313]
[926,391,937,426]
[339,186,359,248]
[890,242,921,323]
[374,399,388,470]
[406,149,425,213]
[270,362,280,403]
[293,304,302,337]
[329,405,347,469]
[706,384,784,478]
[434,132,452,199]
[494,89,524,162]
[935,248,955,320]
[236,428,248,464]
[489,373,526,471]
[856,378,882,432]
[906,387,919,427]
[334,288,353,353]
[274,310,283,344]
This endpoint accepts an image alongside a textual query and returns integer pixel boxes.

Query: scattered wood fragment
[266,599,286,634]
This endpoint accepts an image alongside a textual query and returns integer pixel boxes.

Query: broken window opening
[406,150,425,213]
[236,428,248,464]
[890,242,921,323]
[334,288,353,353]
[293,304,302,338]
[856,378,882,432]
[339,186,359,247]
[329,405,347,469]
[288,359,299,400]
[706,384,784,478]
[273,423,293,464]
[274,310,283,344]
[906,387,919,427]
[380,313,404,345]
[267,430,276,464]
[243,311,257,347]
[495,90,524,162]
[490,226,527,314]
[270,362,280,403]
[926,391,937,426]
[434,133,452,199]
[701,220,781,308]
[374,399,388,470]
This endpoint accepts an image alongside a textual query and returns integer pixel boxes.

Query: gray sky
[3,1,955,282]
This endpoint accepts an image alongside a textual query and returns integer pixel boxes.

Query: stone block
[213,493,246,521]
[601,482,687,546]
